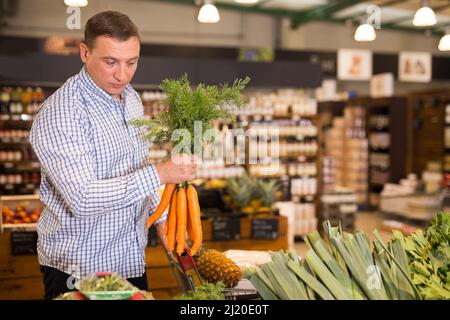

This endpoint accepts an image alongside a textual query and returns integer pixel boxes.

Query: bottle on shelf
[0,87,11,120]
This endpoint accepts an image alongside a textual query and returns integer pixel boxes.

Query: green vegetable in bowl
[174,282,226,300]
[78,272,136,292]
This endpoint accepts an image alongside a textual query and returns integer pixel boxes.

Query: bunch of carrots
[147,182,203,256]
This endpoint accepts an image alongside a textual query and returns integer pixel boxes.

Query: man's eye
[106,60,115,66]
[127,62,136,67]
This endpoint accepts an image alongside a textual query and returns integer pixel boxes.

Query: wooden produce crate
[0,195,43,232]
[0,214,287,300]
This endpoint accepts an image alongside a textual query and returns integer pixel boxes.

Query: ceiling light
[438,28,450,51]
[354,23,376,42]
[64,0,88,7]
[234,0,259,4]
[198,0,220,23]
[413,1,436,27]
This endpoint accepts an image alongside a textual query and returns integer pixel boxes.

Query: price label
[251,218,279,240]
[212,217,241,241]
[11,231,38,255]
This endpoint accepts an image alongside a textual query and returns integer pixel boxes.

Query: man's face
[80,36,140,99]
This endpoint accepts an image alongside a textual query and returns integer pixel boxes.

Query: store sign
[251,218,279,240]
[338,49,372,81]
[11,231,38,255]
[147,227,159,247]
[212,217,241,241]
[398,51,432,83]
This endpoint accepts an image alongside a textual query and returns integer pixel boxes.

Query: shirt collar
[79,66,133,106]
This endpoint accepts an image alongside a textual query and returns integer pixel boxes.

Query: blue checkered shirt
[30,66,165,279]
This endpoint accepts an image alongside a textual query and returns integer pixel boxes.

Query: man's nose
[114,65,126,82]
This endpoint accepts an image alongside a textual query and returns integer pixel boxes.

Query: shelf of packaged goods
[369,147,390,153]
[0,161,40,168]
[370,182,386,189]
[0,194,40,201]
[368,127,389,132]
[0,141,31,147]
[277,135,318,141]
[1,223,37,232]
[1,169,40,174]
[0,119,34,129]
[369,164,390,170]
[290,194,316,202]
[0,115,34,121]
[0,184,39,192]
[276,154,318,161]
[0,138,30,144]
[245,114,318,121]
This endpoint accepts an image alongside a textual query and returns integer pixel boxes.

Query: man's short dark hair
[84,10,140,49]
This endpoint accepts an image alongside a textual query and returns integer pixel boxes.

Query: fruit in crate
[256,179,279,212]
[204,179,227,190]
[197,249,242,288]
[2,206,41,224]
[225,176,254,212]
[225,175,280,215]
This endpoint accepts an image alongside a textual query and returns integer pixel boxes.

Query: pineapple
[197,249,241,288]
[257,179,279,212]
[225,177,253,211]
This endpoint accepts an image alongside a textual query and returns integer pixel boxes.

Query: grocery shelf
[0,194,40,201]
[1,223,37,231]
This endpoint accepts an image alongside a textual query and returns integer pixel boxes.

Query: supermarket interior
[0,0,449,301]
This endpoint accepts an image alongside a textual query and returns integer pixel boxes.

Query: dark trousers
[40,265,148,300]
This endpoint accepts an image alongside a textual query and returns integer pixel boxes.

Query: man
[30,10,196,299]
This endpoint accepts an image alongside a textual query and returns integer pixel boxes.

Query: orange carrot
[167,189,178,252]
[186,184,202,256]
[186,201,194,243]
[147,183,176,228]
[176,186,187,255]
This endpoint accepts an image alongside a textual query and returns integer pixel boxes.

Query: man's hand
[154,153,197,185]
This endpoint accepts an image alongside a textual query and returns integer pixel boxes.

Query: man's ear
[80,42,89,63]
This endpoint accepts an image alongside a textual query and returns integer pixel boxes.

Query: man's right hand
[154,153,197,185]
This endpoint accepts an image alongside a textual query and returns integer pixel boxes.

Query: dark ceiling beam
[290,0,362,29]
[150,0,448,36]
[382,3,450,28]
[429,22,450,31]
[151,0,296,17]
[325,16,444,37]
[253,0,274,9]
[332,0,410,22]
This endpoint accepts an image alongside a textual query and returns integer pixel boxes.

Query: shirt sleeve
[30,103,161,219]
